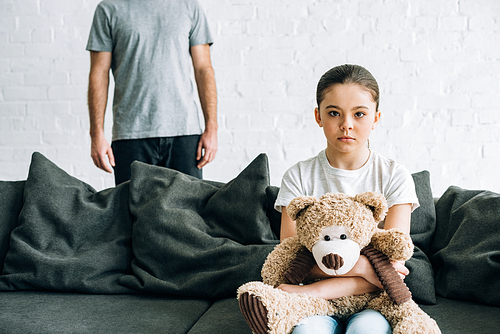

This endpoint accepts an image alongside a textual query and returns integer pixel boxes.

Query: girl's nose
[340,117,353,131]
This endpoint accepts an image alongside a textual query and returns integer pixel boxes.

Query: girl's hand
[392,260,409,280]
[350,256,409,288]
[340,256,410,287]
[346,255,383,289]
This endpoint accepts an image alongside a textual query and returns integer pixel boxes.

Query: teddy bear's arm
[283,247,315,285]
[371,229,414,262]
[364,228,414,305]
[261,236,307,287]
[361,244,412,305]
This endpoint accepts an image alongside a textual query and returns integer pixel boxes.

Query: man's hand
[90,134,115,173]
[196,129,217,169]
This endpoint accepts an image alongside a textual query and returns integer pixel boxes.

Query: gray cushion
[121,153,279,299]
[409,171,436,253]
[0,181,25,270]
[0,152,134,293]
[405,170,437,304]
[430,186,500,306]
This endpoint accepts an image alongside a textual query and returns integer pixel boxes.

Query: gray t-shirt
[86,0,214,141]
[275,150,419,213]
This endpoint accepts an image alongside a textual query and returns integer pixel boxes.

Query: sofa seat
[0,292,212,334]
[420,296,500,334]
[187,297,252,334]
[2,291,499,334]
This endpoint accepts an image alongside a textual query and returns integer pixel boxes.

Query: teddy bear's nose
[322,253,344,270]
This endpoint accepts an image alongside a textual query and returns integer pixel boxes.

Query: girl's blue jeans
[292,309,392,334]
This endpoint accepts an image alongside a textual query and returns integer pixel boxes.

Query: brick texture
[0,0,499,195]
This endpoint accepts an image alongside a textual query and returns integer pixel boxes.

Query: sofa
[0,152,499,334]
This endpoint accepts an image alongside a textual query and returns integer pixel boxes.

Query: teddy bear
[237,192,441,334]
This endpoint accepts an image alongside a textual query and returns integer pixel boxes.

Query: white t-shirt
[275,150,419,214]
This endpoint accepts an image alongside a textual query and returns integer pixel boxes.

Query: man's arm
[88,51,114,173]
[190,44,217,169]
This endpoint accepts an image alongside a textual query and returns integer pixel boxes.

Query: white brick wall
[1,0,499,196]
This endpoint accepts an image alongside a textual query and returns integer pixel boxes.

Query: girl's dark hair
[316,64,380,110]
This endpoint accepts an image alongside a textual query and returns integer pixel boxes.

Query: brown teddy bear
[237,192,441,334]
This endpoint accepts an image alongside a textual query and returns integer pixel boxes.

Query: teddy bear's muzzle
[322,253,344,270]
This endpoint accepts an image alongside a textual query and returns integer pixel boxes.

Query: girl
[274,64,419,334]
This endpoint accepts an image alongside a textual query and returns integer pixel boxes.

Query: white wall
[0,0,499,196]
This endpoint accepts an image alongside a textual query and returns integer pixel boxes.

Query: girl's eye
[354,112,365,118]
[328,111,340,117]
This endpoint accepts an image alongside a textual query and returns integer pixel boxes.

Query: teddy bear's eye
[324,235,331,241]
[340,234,347,240]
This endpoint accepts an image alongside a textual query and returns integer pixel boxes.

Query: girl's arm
[279,276,379,299]
[383,203,412,233]
[380,203,412,277]
[279,206,296,242]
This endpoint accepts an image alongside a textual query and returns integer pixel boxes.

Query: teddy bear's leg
[239,291,270,334]
[389,301,441,334]
[237,282,334,334]
[367,294,441,334]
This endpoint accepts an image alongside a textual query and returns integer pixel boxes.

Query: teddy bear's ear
[286,196,318,221]
[353,192,388,222]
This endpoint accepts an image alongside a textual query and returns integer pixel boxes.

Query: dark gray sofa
[1,152,499,334]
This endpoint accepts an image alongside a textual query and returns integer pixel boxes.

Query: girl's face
[315,83,380,158]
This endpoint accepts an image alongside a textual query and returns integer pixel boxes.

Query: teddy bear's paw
[239,291,270,334]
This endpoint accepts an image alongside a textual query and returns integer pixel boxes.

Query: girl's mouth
[338,136,355,142]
